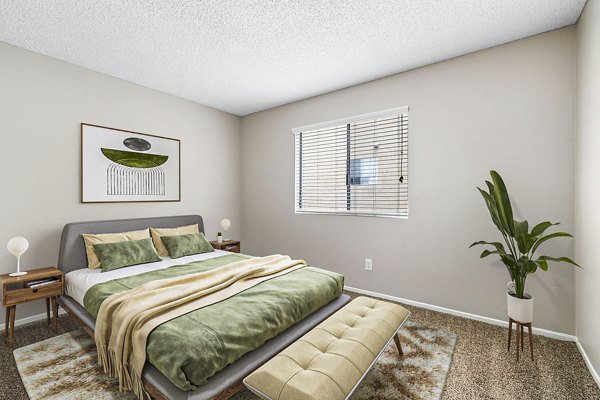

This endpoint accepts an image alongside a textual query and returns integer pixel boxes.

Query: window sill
[294,210,408,219]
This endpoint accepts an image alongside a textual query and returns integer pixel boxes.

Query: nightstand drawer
[210,240,241,253]
[223,244,241,253]
[4,282,63,306]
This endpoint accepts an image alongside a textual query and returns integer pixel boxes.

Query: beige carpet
[14,321,456,400]
[1,290,599,399]
[343,291,600,400]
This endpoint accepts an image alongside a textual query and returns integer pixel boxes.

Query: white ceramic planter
[217,236,223,244]
[507,292,533,323]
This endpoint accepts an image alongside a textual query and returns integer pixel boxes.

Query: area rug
[14,330,136,400]
[14,322,456,400]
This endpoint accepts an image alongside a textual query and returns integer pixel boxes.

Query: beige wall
[0,42,241,324]
[241,28,577,334]
[576,0,600,378]
[0,24,582,337]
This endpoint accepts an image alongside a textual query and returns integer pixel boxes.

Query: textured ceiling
[0,1,586,116]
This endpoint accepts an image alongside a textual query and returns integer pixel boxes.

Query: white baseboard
[345,285,577,341]
[576,341,600,388]
[0,309,66,331]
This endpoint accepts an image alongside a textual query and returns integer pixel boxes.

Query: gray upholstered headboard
[58,215,205,274]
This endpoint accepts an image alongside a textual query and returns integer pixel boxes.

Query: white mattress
[65,250,231,307]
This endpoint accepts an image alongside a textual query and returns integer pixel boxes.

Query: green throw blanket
[83,254,344,391]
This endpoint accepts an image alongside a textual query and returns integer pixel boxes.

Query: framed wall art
[81,123,181,203]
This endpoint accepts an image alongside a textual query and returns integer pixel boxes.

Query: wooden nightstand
[0,267,64,346]
[210,240,241,253]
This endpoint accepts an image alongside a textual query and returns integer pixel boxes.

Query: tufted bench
[243,296,410,400]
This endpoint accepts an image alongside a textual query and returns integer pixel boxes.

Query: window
[293,106,408,218]
[349,157,378,185]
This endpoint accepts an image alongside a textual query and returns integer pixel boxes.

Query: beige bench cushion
[244,296,410,400]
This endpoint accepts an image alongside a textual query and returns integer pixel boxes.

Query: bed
[57,215,351,400]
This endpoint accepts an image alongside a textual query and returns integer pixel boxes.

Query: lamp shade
[7,237,29,257]
[220,219,231,231]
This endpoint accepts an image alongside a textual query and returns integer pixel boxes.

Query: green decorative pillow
[161,233,214,259]
[93,238,162,272]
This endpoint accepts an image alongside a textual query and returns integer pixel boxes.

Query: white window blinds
[293,107,408,218]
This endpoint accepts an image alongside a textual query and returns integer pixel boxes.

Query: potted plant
[217,232,223,244]
[470,170,580,323]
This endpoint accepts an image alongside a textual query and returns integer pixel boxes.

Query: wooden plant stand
[508,318,534,362]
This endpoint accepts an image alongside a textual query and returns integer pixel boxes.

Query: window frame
[292,106,409,219]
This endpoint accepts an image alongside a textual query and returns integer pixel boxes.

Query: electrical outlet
[365,258,373,271]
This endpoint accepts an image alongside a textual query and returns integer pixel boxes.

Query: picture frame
[81,123,181,203]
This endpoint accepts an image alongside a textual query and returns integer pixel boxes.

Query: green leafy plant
[470,170,580,299]
[217,232,222,236]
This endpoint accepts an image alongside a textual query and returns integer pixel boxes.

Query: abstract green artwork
[100,149,168,168]
[81,124,180,203]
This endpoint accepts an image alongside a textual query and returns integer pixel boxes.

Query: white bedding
[65,250,231,307]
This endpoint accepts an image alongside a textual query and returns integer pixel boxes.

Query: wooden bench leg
[393,332,403,358]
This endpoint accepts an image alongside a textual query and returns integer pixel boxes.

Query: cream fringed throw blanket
[94,255,307,399]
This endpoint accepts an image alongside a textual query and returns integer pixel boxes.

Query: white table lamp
[7,237,29,276]
[220,219,231,240]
